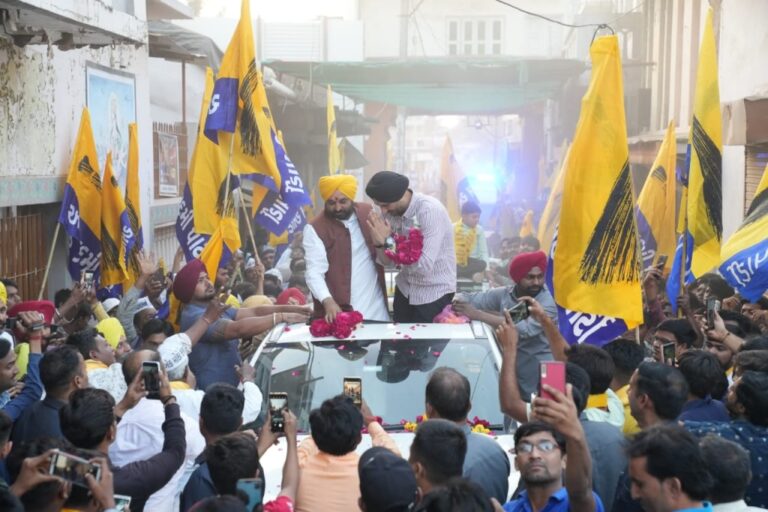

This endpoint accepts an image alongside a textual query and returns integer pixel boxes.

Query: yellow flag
[58,107,103,280]
[519,210,534,237]
[192,67,236,235]
[636,121,678,271]
[123,123,142,288]
[328,85,341,175]
[100,153,129,286]
[199,218,242,283]
[686,7,722,278]
[204,0,280,186]
[552,35,642,327]
[538,146,569,254]
[719,163,768,301]
[440,136,478,222]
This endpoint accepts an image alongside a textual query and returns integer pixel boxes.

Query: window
[447,18,503,56]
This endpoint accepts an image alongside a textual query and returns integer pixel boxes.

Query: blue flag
[665,233,694,315]
[249,130,311,235]
[176,183,211,262]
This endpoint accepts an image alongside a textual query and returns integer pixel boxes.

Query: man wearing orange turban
[303,174,389,322]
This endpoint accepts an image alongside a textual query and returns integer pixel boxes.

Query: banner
[100,153,131,286]
[176,183,211,262]
[552,35,643,327]
[720,164,768,301]
[440,135,478,221]
[58,107,103,281]
[538,145,568,254]
[123,123,143,288]
[203,0,280,187]
[686,7,723,278]
[636,121,677,271]
[199,218,241,283]
[327,85,341,175]
[547,229,628,346]
[192,66,240,236]
[251,130,311,235]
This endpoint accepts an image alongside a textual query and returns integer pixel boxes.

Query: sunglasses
[515,440,560,454]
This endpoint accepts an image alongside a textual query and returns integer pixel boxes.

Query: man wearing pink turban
[453,250,558,397]
[303,174,389,323]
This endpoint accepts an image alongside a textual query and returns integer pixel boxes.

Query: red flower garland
[384,227,424,265]
[309,310,364,339]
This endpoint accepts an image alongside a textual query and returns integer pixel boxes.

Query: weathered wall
[0,38,153,294]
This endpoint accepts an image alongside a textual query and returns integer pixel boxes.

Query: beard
[521,285,543,297]
[327,205,354,220]
[521,463,559,486]
[202,285,216,301]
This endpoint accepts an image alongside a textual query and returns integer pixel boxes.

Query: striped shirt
[384,192,456,305]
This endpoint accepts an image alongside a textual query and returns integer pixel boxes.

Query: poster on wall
[85,63,137,183]
[157,133,180,197]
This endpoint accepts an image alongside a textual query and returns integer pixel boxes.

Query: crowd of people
[0,170,766,512]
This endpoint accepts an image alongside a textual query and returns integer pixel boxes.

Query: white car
[248,321,520,501]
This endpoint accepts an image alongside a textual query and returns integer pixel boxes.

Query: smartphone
[49,449,101,488]
[141,361,161,399]
[655,254,669,270]
[269,392,288,433]
[114,494,132,512]
[538,361,566,401]
[83,271,94,290]
[507,301,530,323]
[343,377,363,408]
[236,478,264,511]
[662,342,677,366]
[706,298,721,330]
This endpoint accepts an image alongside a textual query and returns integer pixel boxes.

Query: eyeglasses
[515,440,559,454]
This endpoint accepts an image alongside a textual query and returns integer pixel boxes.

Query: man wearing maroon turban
[174,259,311,390]
[452,250,557,397]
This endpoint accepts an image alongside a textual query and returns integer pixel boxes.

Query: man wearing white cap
[158,334,262,422]
[101,297,120,317]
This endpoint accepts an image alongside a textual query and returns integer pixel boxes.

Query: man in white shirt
[157,333,262,422]
[109,349,205,511]
[303,174,389,322]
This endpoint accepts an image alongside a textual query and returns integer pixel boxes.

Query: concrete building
[628,0,768,241]
[0,0,169,298]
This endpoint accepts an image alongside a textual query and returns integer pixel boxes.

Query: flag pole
[38,223,61,300]
[237,189,262,266]
[679,187,689,318]
[221,131,262,268]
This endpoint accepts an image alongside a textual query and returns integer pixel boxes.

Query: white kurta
[303,215,389,321]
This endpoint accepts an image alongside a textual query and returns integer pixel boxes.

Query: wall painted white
[722,145,746,242]
[719,0,768,102]
[358,0,571,59]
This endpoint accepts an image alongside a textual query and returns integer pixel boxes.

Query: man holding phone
[501,385,603,512]
[453,251,557,397]
[173,259,310,389]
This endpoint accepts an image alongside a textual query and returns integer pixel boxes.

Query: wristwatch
[376,235,395,249]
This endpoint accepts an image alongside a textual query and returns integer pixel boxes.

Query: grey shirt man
[459,286,557,397]
[581,415,626,509]
[462,424,511,503]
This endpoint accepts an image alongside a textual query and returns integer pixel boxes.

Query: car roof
[266,321,490,344]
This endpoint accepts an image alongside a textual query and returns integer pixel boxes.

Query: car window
[252,337,505,432]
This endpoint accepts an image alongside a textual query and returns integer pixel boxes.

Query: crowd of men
[0,170,766,511]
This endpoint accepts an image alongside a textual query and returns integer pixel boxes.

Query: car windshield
[252,337,505,433]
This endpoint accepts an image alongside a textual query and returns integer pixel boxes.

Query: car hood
[260,432,519,501]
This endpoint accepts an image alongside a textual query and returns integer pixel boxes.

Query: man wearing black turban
[365,171,456,322]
